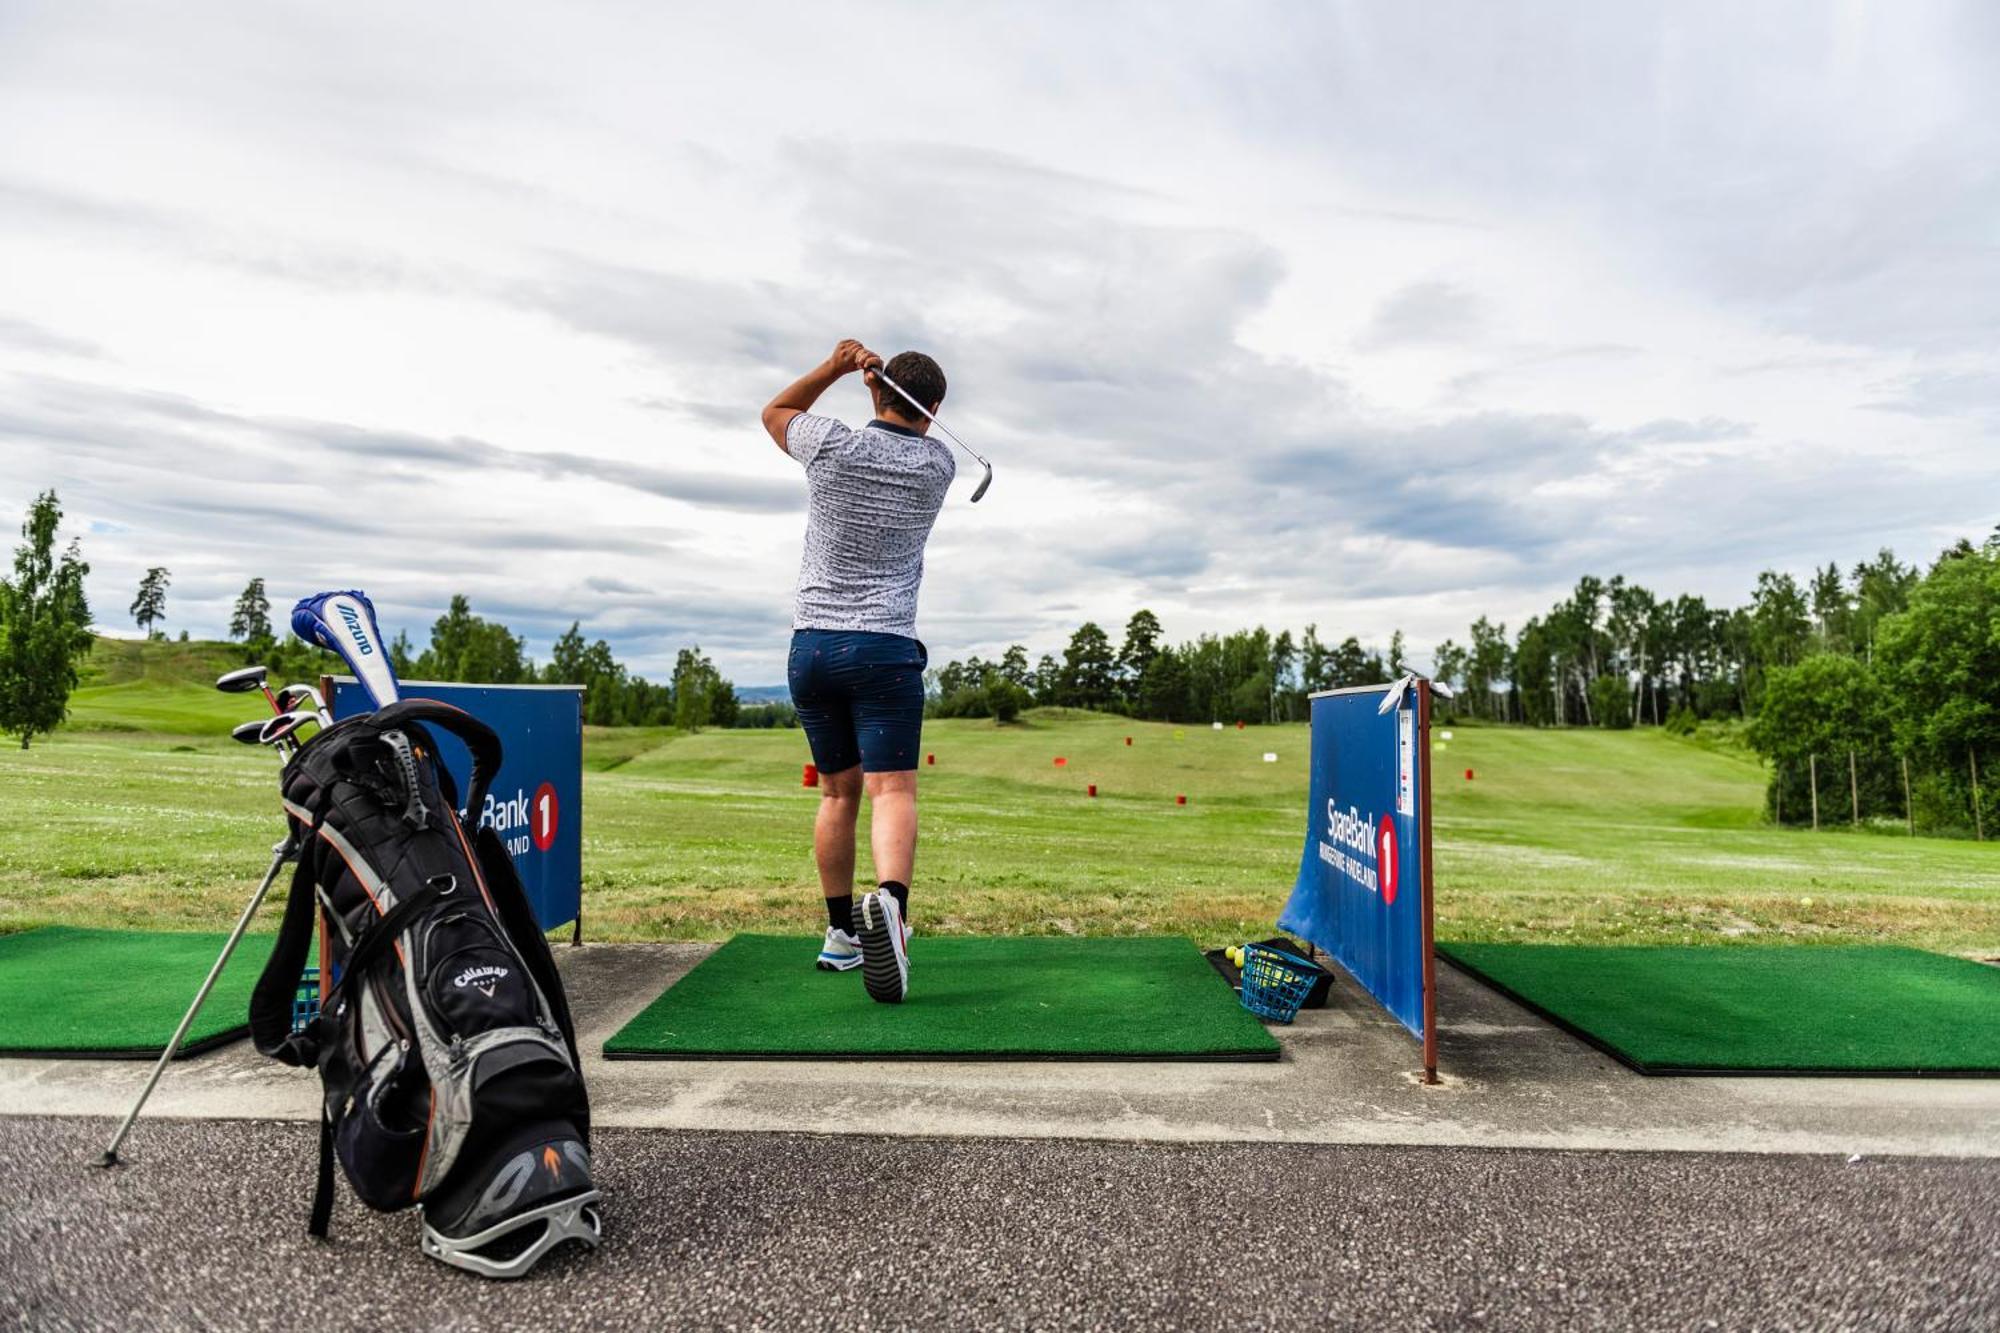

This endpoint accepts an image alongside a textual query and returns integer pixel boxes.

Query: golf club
[869,364,992,502]
[239,714,302,757]
[98,833,300,1167]
[277,682,332,727]
[216,664,281,716]
[259,709,319,749]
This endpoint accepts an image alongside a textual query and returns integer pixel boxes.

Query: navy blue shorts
[788,629,928,775]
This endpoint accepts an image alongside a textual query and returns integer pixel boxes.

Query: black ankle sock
[826,894,854,934]
[879,881,909,919]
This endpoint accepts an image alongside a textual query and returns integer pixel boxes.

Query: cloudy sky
[2,2,1995,683]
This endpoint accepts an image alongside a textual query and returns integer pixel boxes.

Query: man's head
[870,350,946,428]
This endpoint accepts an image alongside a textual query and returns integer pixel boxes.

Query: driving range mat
[605,934,1281,1061]
[0,926,278,1059]
[1439,942,2000,1076]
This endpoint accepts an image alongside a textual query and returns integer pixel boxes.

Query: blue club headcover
[292,589,402,708]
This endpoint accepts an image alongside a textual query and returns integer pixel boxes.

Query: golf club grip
[369,699,503,824]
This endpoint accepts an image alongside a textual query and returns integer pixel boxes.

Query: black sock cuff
[826,894,854,934]
[878,881,909,915]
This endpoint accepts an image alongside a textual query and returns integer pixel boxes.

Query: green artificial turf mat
[0,926,279,1058]
[605,934,1280,1061]
[1439,942,2000,1075]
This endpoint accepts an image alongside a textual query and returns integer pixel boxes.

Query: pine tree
[131,567,170,638]
[1060,622,1116,709]
[229,577,271,642]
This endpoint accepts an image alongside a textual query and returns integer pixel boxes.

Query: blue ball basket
[292,967,321,1035]
[1238,944,1318,1024]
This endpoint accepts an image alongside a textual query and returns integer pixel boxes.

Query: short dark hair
[876,350,946,419]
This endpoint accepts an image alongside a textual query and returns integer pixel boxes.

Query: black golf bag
[249,698,601,1279]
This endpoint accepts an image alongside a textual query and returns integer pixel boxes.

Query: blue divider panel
[329,679,584,932]
[1278,683,1429,1040]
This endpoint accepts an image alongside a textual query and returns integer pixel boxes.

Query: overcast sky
[2,2,1995,682]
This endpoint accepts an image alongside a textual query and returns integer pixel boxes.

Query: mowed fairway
[4,696,1999,952]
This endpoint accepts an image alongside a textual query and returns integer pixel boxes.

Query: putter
[98,833,301,1167]
[869,365,992,502]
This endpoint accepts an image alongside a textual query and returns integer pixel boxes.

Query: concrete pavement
[3,1116,1995,1330]
[2,942,1996,1157]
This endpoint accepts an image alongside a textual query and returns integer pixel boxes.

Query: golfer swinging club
[762,340,955,1004]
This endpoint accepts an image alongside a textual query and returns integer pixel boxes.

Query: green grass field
[3,655,1998,953]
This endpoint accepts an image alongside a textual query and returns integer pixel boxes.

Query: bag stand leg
[97,837,298,1168]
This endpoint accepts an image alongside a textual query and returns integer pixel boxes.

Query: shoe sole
[857,894,908,1004]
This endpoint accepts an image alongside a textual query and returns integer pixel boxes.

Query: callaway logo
[337,602,375,656]
[454,964,510,997]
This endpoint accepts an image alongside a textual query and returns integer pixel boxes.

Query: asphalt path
[3,1117,1995,1330]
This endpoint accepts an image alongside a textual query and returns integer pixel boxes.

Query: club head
[230,720,267,746]
[215,666,269,695]
[259,709,317,747]
[969,463,992,503]
[276,683,326,713]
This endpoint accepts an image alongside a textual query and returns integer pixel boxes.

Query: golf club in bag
[293,589,402,708]
[869,364,993,502]
[254,591,601,1278]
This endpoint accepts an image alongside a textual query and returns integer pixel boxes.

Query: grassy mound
[63,636,260,735]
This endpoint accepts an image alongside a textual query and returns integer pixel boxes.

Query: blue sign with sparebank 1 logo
[327,678,584,933]
[1279,679,1435,1058]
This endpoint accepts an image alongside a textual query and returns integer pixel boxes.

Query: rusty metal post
[1418,680,1438,1086]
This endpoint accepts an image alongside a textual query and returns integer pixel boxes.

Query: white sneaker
[856,890,909,1004]
[816,927,863,972]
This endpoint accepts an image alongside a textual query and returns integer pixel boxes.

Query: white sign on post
[1396,706,1415,816]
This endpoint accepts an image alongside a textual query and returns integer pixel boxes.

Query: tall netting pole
[1849,750,1860,827]
[1903,756,1915,837]
[1809,754,1821,831]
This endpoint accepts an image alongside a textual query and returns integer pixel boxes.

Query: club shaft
[872,368,990,468]
[99,845,294,1165]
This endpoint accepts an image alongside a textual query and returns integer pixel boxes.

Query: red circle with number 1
[530,781,559,852]
[1378,814,1399,905]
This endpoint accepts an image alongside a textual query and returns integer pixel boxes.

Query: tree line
[929,610,1410,724]
[927,530,1998,835]
[214,581,750,729]
[0,490,771,743]
[6,484,1992,833]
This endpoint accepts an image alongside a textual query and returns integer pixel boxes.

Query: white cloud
[0,1,1995,683]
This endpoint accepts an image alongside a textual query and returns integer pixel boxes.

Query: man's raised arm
[761,339,882,452]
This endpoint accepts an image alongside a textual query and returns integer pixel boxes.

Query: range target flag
[1278,678,1437,1079]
